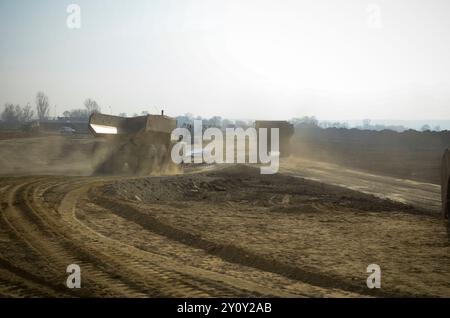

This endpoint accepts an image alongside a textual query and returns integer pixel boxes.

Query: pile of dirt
[104,165,420,214]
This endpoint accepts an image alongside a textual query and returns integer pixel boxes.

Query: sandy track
[0,174,354,297]
[0,162,449,297]
[100,166,450,297]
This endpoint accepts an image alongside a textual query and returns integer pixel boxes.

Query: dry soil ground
[0,135,449,297]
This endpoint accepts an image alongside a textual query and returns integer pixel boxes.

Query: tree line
[1,92,101,123]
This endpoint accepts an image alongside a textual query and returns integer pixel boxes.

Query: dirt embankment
[106,165,417,213]
[291,126,450,184]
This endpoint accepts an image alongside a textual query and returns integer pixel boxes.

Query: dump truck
[441,149,450,223]
[255,120,294,158]
[89,112,177,175]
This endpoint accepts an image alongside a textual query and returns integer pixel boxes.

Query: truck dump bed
[89,113,177,175]
[89,113,176,136]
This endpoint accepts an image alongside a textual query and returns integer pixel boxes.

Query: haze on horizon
[1,0,450,121]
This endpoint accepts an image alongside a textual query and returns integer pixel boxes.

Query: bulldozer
[255,120,294,158]
[89,112,177,175]
[441,149,450,224]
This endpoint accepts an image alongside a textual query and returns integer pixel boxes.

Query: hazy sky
[1,0,450,120]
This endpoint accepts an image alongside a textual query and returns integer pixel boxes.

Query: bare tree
[84,98,101,115]
[69,109,89,120]
[1,104,19,122]
[36,92,50,120]
[20,104,34,122]
[1,103,34,123]
[208,116,222,128]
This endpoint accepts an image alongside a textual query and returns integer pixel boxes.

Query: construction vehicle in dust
[255,120,294,158]
[89,111,177,175]
[441,149,450,224]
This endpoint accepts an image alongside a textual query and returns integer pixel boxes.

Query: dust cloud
[0,135,95,176]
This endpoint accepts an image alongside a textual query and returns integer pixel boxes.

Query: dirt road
[0,135,449,297]
[0,172,362,297]
[1,165,449,297]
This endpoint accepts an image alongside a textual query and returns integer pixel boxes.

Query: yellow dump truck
[89,112,177,175]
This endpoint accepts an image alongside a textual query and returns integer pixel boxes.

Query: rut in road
[1,179,151,297]
[0,177,294,297]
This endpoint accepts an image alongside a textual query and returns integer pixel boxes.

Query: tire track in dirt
[59,180,296,297]
[0,256,73,297]
[0,178,75,297]
[0,175,278,297]
[38,178,230,297]
[3,171,422,298]
[90,188,431,298]
[0,266,61,298]
[3,176,258,297]
[1,178,153,297]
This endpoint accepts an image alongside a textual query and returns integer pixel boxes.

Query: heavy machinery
[441,149,450,223]
[255,120,294,158]
[89,112,177,175]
